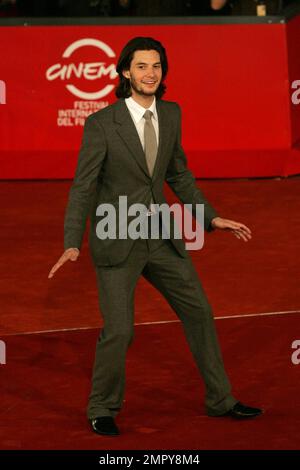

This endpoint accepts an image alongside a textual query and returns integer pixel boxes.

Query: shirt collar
[125,96,158,124]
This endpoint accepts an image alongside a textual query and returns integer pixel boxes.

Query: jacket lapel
[114,99,150,178]
[152,99,168,182]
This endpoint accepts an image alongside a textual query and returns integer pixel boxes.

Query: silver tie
[144,110,158,215]
[143,110,157,177]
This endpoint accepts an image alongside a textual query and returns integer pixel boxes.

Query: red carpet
[0,177,300,335]
[0,177,299,449]
[0,315,299,450]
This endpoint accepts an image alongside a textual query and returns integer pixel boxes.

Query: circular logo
[46,38,118,99]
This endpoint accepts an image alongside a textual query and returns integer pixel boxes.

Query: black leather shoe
[222,402,263,419]
[90,416,120,436]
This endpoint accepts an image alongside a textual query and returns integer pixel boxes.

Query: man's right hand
[48,248,80,279]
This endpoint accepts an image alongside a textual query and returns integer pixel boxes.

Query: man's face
[122,49,162,97]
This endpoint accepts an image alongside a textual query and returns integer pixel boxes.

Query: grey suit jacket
[64,98,218,266]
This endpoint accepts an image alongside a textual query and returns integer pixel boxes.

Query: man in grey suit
[49,37,262,436]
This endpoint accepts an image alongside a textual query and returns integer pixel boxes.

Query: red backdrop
[0,19,300,178]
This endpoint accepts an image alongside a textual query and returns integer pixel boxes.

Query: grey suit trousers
[87,231,237,419]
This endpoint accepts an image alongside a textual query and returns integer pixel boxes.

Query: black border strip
[1,3,300,26]
[0,15,290,27]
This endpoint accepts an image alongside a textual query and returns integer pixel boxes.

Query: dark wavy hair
[115,37,168,99]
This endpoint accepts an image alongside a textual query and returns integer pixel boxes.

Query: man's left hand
[211,217,252,242]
